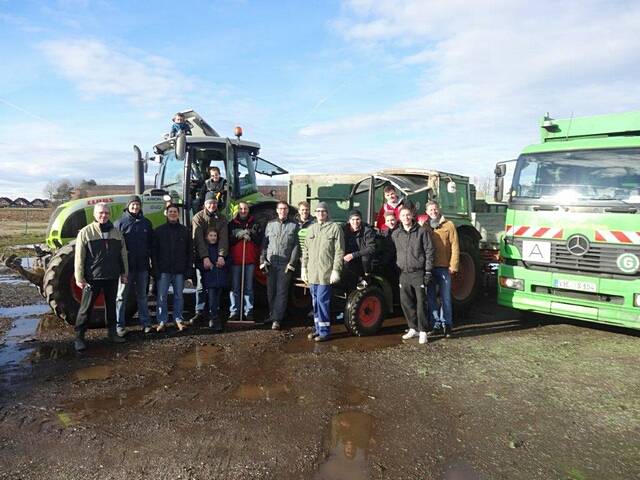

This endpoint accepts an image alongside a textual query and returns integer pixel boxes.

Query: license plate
[553,279,597,293]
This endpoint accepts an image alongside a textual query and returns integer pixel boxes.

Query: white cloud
[39,40,197,107]
[295,0,640,178]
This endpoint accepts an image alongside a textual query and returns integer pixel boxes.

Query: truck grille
[511,238,640,276]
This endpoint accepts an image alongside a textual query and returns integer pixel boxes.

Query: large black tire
[344,286,386,336]
[42,243,136,328]
[451,233,481,313]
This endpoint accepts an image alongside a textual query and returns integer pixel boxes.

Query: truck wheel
[42,243,136,328]
[451,233,481,312]
[345,286,386,336]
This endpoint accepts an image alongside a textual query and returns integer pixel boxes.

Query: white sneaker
[419,331,428,344]
[402,328,418,340]
[156,322,166,332]
[116,327,126,338]
[143,326,153,334]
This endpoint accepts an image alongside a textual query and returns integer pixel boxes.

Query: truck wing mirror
[495,163,506,177]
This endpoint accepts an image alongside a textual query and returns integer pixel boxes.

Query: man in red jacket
[375,185,414,231]
[228,201,261,321]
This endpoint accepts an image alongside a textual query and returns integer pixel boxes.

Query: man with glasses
[301,202,345,342]
[260,201,299,330]
[73,203,128,351]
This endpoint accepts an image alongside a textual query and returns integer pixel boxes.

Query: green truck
[494,111,640,329]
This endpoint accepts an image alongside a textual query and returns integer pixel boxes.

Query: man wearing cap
[260,201,299,330]
[301,202,345,342]
[190,191,229,324]
[342,209,376,290]
[73,203,128,351]
[424,201,459,339]
[114,195,154,336]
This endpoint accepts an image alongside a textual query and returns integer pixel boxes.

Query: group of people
[72,182,458,351]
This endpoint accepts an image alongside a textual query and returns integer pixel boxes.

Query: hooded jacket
[115,210,153,272]
[391,222,434,274]
[192,208,229,260]
[74,221,128,283]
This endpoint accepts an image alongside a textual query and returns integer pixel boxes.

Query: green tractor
[13,111,288,325]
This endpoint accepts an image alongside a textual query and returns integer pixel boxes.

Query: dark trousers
[398,271,428,332]
[266,264,293,323]
[207,287,222,322]
[75,279,118,336]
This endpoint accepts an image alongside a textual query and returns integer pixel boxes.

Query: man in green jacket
[73,203,128,351]
[301,202,345,342]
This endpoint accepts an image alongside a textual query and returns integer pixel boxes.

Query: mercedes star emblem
[566,235,590,256]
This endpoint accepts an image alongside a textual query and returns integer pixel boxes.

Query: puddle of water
[282,318,405,354]
[0,303,50,318]
[63,383,158,421]
[28,343,76,362]
[341,385,372,406]
[176,344,224,369]
[234,383,291,401]
[0,273,29,285]
[313,411,374,479]
[74,365,114,381]
[36,314,65,333]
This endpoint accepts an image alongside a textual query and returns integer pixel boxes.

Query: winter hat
[127,195,142,208]
[348,209,362,219]
[315,201,330,212]
[204,191,217,204]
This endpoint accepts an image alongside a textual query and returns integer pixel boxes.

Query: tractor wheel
[344,286,386,336]
[42,243,136,327]
[451,233,481,312]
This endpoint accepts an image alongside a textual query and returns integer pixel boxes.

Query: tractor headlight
[499,276,524,291]
[634,293,640,307]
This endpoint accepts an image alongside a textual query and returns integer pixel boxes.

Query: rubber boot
[74,330,87,352]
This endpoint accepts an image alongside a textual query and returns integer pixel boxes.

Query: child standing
[202,228,228,332]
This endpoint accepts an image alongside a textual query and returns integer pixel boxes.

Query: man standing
[301,202,344,342]
[228,201,260,321]
[73,203,128,351]
[425,201,459,339]
[294,200,315,247]
[153,204,192,332]
[260,201,299,330]
[190,191,229,324]
[342,209,376,289]
[115,195,154,336]
[392,207,434,345]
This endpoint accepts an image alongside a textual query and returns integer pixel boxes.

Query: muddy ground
[0,264,638,480]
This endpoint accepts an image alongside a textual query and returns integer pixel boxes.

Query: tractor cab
[150,111,287,223]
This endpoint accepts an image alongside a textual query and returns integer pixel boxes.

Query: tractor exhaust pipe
[133,145,145,195]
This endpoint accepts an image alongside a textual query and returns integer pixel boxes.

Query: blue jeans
[116,270,150,328]
[157,273,185,324]
[310,284,332,337]
[229,264,254,316]
[427,267,453,328]
[195,267,206,313]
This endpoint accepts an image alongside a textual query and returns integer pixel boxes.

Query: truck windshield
[511,148,640,205]
[161,150,183,188]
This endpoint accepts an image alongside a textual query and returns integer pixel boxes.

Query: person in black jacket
[152,204,192,332]
[391,207,434,345]
[342,209,376,290]
[114,195,154,336]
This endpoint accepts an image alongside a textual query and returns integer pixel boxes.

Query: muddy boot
[443,325,453,339]
[74,332,87,352]
[107,325,125,344]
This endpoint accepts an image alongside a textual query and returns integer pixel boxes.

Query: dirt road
[0,265,638,479]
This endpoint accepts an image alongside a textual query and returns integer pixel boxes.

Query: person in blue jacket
[201,228,229,332]
[115,195,154,335]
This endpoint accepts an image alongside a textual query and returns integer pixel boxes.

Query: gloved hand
[234,229,245,239]
[330,270,340,284]
[240,229,251,241]
[286,263,295,273]
[260,262,269,274]
[301,267,308,283]
[423,272,432,286]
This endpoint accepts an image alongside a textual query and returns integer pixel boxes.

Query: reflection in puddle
[234,384,291,401]
[36,314,65,333]
[63,384,158,421]
[74,365,113,381]
[341,385,371,406]
[314,411,374,480]
[176,344,223,369]
[282,323,403,354]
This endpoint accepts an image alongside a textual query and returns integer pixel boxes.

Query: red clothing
[376,201,404,230]
[228,215,260,265]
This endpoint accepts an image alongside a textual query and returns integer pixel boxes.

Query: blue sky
[2,0,640,198]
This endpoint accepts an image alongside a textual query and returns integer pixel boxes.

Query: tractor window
[236,149,257,197]
[61,209,87,239]
[161,150,183,188]
[439,179,469,216]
